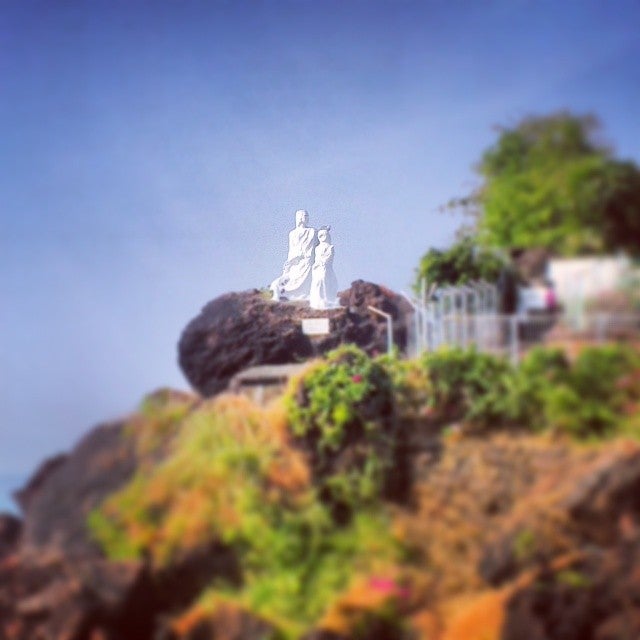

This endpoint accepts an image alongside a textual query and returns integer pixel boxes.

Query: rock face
[398,435,640,640]
[178,280,413,396]
[0,390,243,640]
[5,302,640,640]
[0,419,150,640]
[0,513,21,560]
[20,421,136,559]
[6,394,640,638]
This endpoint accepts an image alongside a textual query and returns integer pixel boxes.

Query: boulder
[178,280,413,396]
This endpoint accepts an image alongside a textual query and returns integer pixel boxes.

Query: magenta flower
[369,576,412,601]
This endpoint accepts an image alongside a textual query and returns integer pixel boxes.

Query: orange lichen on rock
[439,589,509,640]
[319,571,416,636]
[266,449,311,495]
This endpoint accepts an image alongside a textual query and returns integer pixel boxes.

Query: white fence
[405,282,640,364]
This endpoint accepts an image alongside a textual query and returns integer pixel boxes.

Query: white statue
[309,226,338,310]
[271,209,316,301]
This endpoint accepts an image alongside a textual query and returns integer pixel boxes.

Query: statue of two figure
[270,209,338,310]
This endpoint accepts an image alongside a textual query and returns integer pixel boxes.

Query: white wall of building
[548,255,632,306]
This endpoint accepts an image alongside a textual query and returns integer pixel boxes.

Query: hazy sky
[2,0,639,510]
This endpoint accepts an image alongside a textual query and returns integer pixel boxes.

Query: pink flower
[369,577,396,593]
[352,374,363,383]
[369,577,412,601]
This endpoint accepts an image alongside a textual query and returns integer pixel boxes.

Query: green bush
[418,344,640,438]
[285,345,395,510]
[421,347,515,430]
[510,344,640,437]
[374,353,431,421]
[503,347,571,431]
[549,345,640,436]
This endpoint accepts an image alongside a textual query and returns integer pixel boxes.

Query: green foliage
[90,396,279,565]
[509,345,640,437]
[421,347,515,429]
[502,347,571,431]
[88,393,401,639]
[285,345,395,508]
[475,112,640,256]
[513,528,536,561]
[414,234,505,290]
[234,508,399,635]
[287,345,393,449]
[555,569,592,589]
[507,344,640,437]
[416,344,640,439]
[375,353,431,421]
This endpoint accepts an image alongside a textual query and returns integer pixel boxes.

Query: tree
[414,234,505,290]
[474,112,640,256]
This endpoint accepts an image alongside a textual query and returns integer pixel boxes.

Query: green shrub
[513,344,640,437]
[418,344,640,438]
[421,347,515,430]
[285,345,396,510]
[375,353,431,421]
[557,345,640,436]
[287,345,393,450]
[556,569,592,589]
[571,345,640,402]
[503,347,571,431]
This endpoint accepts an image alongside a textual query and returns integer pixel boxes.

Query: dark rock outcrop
[0,552,153,640]
[158,602,278,640]
[503,538,640,640]
[479,441,640,587]
[178,280,413,396]
[20,420,137,559]
[0,393,241,640]
[0,513,21,560]
[1,419,149,640]
[13,453,68,512]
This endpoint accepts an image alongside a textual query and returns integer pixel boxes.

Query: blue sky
[2,0,639,511]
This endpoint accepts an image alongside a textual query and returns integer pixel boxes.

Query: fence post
[461,292,467,347]
[510,315,519,365]
[596,313,606,343]
[368,306,393,356]
[401,293,424,356]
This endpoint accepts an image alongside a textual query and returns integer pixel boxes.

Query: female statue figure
[271,210,316,301]
[309,226,338,310]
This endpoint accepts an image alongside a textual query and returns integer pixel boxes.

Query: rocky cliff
[4,403,640,639]
[2,288,640,640]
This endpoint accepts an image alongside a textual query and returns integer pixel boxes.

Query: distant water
[0,474,24,515]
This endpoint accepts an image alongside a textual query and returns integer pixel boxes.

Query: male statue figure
[270,209,316,301]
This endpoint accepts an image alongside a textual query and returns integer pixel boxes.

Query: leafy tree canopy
[475,112,640,256]
[414,234,505,290]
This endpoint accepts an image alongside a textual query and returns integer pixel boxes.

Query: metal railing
[405,281,640,363]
